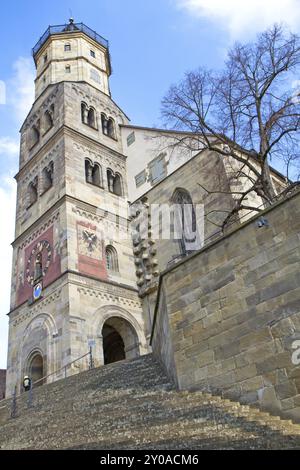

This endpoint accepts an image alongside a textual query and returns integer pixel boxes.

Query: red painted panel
[77,221,108,281]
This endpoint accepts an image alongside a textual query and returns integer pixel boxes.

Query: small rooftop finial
[68,7,74,24]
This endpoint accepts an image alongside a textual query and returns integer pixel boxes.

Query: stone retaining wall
[151,190,300,421]
[0,370,6,400]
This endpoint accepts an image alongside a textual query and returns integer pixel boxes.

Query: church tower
[6,20,148,396]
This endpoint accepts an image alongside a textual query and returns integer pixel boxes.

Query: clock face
[26,240,52,286]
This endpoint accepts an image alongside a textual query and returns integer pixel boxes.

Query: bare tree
[161,24,300,229]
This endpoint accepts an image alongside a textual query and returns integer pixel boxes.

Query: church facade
[5,21,285,397]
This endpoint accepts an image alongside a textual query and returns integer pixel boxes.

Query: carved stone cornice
[71,204,129,232]
[72,140,126,169]
[76,285,141,309]
[14,209,60,249]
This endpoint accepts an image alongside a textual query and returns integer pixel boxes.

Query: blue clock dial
[33,283,43,300]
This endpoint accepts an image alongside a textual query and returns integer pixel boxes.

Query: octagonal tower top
[32,19,112,99]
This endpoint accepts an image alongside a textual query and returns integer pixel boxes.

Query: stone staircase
[1,353,300,450]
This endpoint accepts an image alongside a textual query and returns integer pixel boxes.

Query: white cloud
[0,177,16,369]
[0,137,19,156]
[177,0,300,38]
[8,57,35,123]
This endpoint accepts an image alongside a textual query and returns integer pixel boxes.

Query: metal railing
[9,348,94,418]
[32,22,109,57]
[32,348,94,388]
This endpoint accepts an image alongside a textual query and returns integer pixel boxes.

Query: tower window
[101,114,116,139]
[85,159,102,187]
[105,246,119,272]
[29,125,40,149]
[87,107,96,128]
[44,54,48,63]
[81,103,87,124]
[64,44,71,52]
[107,169,123,196]
[65,65,71,73]
[43,106,54,134]
[81,102,97,129]
[92,163,102,187]
[90,50,96,58]
[27,177,38,208]
[42,161,54,193]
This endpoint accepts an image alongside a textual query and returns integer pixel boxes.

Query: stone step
[1,353,300,449]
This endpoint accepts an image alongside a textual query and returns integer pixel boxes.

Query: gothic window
[85,159,102,187]
[107,169,123,196]
[29,125,40,149]
[42,161,54,193]
[101,114,116,139]
[27,177,38,208]
[172,188,196,256]
[105,245,119,272]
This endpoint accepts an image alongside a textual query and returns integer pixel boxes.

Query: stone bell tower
[6,20,148,397]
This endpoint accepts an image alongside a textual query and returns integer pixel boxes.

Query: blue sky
[1,0,300,368]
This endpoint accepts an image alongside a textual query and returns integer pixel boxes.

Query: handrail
[32,23,109,57]
[32,349,92,387]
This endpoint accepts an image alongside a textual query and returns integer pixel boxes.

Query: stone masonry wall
[151,190,300,421]
[0,370,6,400]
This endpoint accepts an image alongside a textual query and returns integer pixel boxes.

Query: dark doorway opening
[103,325,126,365]
[29,354,44,387]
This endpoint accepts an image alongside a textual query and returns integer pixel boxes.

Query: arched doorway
[102,317,140,365]
[103,324,125,364]
[29,353,44,387]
